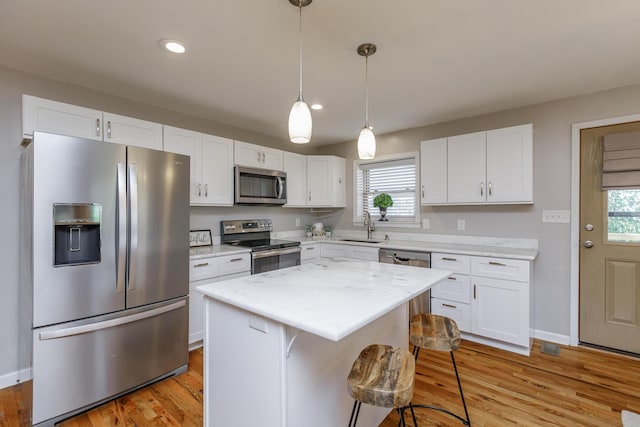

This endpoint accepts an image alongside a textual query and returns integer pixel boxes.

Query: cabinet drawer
[431,274,471,303]
[430,298,472,333]
[218,253,251,276]
[432,253,471,274]
[189,258,218,282]
[301,244,320,261]
[471,256,529,282]
[321,243,348,258]
[347,246,379,261]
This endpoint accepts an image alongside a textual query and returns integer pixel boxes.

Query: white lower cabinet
[320,243,348,259]
[189,253,250,348]
[432,252,532,351]
[346,245,379,261]
[301,243,320,262]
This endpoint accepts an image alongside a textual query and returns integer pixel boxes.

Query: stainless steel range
[220,219,301,274]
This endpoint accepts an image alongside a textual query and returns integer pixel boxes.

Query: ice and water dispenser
[53,203,102,266]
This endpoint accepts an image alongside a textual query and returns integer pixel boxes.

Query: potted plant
[304,224,313,238]
[373,193,393,221]
[324,224,333,238]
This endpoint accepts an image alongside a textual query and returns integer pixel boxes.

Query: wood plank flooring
[1,339,639,426]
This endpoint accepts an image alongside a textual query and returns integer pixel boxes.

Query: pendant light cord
[298,1,304,100]
[364,53,369,128]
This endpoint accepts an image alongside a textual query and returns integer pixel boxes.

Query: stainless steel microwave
[234,166,287,205]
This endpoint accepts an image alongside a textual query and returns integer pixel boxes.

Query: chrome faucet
[364,211,375,240]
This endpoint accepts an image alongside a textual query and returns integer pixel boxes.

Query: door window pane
[607,189,640,242]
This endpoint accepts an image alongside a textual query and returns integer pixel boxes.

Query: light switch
[542,210,570,223]
[422,219,430,229]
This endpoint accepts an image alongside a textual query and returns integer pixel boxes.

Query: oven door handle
[252,247,301,259]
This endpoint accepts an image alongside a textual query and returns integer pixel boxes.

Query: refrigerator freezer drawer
[32,298,188,425]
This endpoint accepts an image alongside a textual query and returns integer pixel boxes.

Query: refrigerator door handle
[116,163,127,293]
[38,300,186,340]
[128,163,138,291]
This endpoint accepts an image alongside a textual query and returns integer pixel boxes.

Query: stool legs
[412,346,471,426]
[349,400,416,427]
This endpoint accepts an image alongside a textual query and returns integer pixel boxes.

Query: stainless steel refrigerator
[20,132,190,426]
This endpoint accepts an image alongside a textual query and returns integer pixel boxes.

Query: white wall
[0,65,316,385]
[317,83,640,341]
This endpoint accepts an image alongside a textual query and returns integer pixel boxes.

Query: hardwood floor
[1,340,639,426]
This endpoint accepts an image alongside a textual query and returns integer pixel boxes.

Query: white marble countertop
[196,258,451,342]
[189,245,250,260]
[297,237,537,260]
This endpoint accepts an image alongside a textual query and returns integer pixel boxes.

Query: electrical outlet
[295,218,301,227]
[542,210,570,223]
[249,315,268,333]
[422,218,430,229]
[457,219,466,231]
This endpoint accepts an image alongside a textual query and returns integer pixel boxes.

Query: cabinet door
[471,276,529,346]
[261,146,284,171]
[22,94,103,141]
[283,152,308,207]
[447,131,486,203]
[301,243,320,262]
[163,126,202,204]
[307,156,332,206]
[486,124,533,203]
[201,135,234,206]
[234,140,262,168]
[332,156,346,208]
[347,246,379,261]
[102,112,163,150]
[420,138,447,204]
[320,243,348,258]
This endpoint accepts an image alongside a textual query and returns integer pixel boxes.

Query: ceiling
[2,1,640,146]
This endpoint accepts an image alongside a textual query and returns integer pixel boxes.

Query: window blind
[602,131,640,190]
[355,156,418,223]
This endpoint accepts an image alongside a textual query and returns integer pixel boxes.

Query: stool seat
[410,313,461,351]
[347,344,415,409]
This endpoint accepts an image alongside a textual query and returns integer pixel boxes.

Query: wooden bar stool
[409,313,471,426]
[347,344,418,427]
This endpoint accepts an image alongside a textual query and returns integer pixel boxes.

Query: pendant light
[357,43,377,159]
[288,0,312,144]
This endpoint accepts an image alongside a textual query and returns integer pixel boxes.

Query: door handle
[584,240,594,248]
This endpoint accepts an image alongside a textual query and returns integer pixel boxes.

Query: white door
[307,156,332,206]
[420,138,448,204]
[201,134,234,206]
[284,152,308,207]
[102,112,163,150]
[163,125,201,204]
[486,124,533,203]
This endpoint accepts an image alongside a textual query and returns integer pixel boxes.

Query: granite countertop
[297,237,537,260]
[189,245,250,260]
[196,258,451,342]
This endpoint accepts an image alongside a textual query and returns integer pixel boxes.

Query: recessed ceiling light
[310,104,323,110]
[160,39,186,54]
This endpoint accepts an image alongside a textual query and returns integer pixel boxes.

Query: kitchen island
[197,258,451,427]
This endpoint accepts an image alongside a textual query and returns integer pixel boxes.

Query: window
[353,152,419,225]
[608,189,640,242]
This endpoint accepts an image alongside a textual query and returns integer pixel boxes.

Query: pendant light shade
[357,43,377,159]
[288,0,312,144]
[289,98,312,144]
[358,127,376,159]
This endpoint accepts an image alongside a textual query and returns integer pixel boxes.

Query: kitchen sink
[341,239,384,244]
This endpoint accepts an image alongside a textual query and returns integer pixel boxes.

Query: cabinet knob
[96,118,101,137]
[198,183,202,197]
[107,121,112,139]
[480,182,484,196]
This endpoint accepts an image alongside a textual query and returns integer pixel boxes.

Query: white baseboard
[533,329,572,346]
[0,368,31,390]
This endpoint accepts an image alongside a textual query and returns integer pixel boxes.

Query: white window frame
[352,151,420,228]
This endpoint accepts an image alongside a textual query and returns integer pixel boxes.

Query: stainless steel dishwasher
[379,248,431,316]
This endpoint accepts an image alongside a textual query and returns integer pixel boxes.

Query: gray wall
[317,83,640,341]
[0,65,316,383]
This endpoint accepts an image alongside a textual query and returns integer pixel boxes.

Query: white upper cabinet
[283,151,308,207]
[22,95,103,142]
[447,131,487,204]
[420,138,448,204]
[102,112,163,150]
[163,125,234,206]
[22,95,163,150]
[421,124,533,205]
[307,155,345,207]
[234,140,284,171]
[485,124,533,203]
